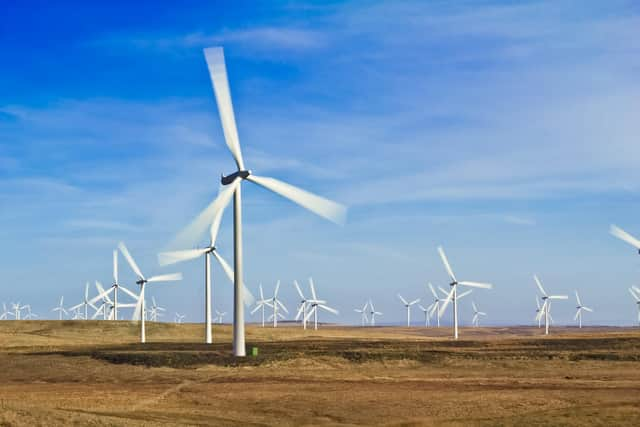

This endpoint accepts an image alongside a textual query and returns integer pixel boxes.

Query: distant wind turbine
[52,297,67,320]
[354,301,369,326]
[471,301,486,327]
[397,294,420,327]
[251,283,273,327]
[534,275,568,335]
[437,247,492,339]
[118,242,182,343]
[574,291,593,328]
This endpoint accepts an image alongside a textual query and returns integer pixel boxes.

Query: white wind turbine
[417,303,433,327]
[23,305,37,320]
[293,280,310,329]
[159,204,253,344]
[251,283,273,327]
[268,281,288,328]
[534,275,568,335]
[368,300,383,326]
[629,288,640,326]
[426,283,446,328]
[175,313,186,323]
[0,303,11,320]
[69,282,100,321]
[12,303,28,320]
[149,297,166,322]
[304,278,338,330]
[214,310,227,324]
[118,242,182,343]
[397,294,420,327]
[437,247,492,339]
[52,297,67,320]
[574,291,593,328]
[471,302,486,327]
[173,47,347,356]
[354,301,369,326]
[102,251,139,320]
[535,297,543,328]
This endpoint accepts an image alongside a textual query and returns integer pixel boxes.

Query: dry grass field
[0,321,639,426]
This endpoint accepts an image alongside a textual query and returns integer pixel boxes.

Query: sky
[1,0,640,326]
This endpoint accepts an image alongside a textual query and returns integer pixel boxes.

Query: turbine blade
[534,275,547,296]
[203,47,245,170]
[118,242,144,280]
[319,304,339,315]
[575,290,582,306]
[397,294,408,305]
[295,303,305,320]
[472,302,478,312]
[113,250,118,284]
[610,224,640,250]
[158,248,208,266]
[246,174,347,225]
[147,273,183,283]
[457,289,473,300]
[211,250,255,306]
[548,295,568,300]
[274,280,281,298]
[119,285,139,301]
[171,178,240,250]
[309,277,317,300]
[459,281,492,289]
[437,246,456,282]
[428,283,438,299]
[409,299,420,305]
[438,287,455,317]
[259,283,264,300]
[293,280,304,299]
[277,299,288,314]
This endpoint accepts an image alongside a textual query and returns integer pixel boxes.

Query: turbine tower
[437,246,492,339]
[174,47,347,356]
[534,275,568,335]
[118,242,182,343]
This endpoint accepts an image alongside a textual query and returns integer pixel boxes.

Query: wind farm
[2,1,640,425]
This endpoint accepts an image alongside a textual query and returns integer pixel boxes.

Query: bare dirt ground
[0,321,639,426]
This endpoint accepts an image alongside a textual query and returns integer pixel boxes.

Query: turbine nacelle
[221,170,251,185]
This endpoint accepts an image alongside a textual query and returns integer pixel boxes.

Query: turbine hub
[221,170,251,185]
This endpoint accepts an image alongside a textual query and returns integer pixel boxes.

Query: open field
[1,321,639,426]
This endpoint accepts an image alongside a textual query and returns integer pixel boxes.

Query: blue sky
[1,1,640,326]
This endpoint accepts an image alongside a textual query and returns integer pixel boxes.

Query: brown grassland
[0,320,639,426]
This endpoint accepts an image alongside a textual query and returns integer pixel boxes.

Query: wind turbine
[368,300,383,326]
[103,250,139,321]
[534,275,568,335]
[471,302,486,327]
[268,281,288,328]
[629,288,640,326]
[23,305,37,320]
[354,301,369,326]
[437,247,492,339]
[173,47,347,356]
[118,242,182,343]
[250,283,273,327]
[426,283,446,327]
[304,278,338,330]
[574,291,593,328]
[293,280,309,329]
[397,294,420,327]
[0,303,10,320]
[52,297,67,320]
[69,282,100,321]
[214,310,227,324]
[535,297,542,328]
[149,297,166,322]
[158,204,253,344]
[175,313,186,323]
[417,303,433,327]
